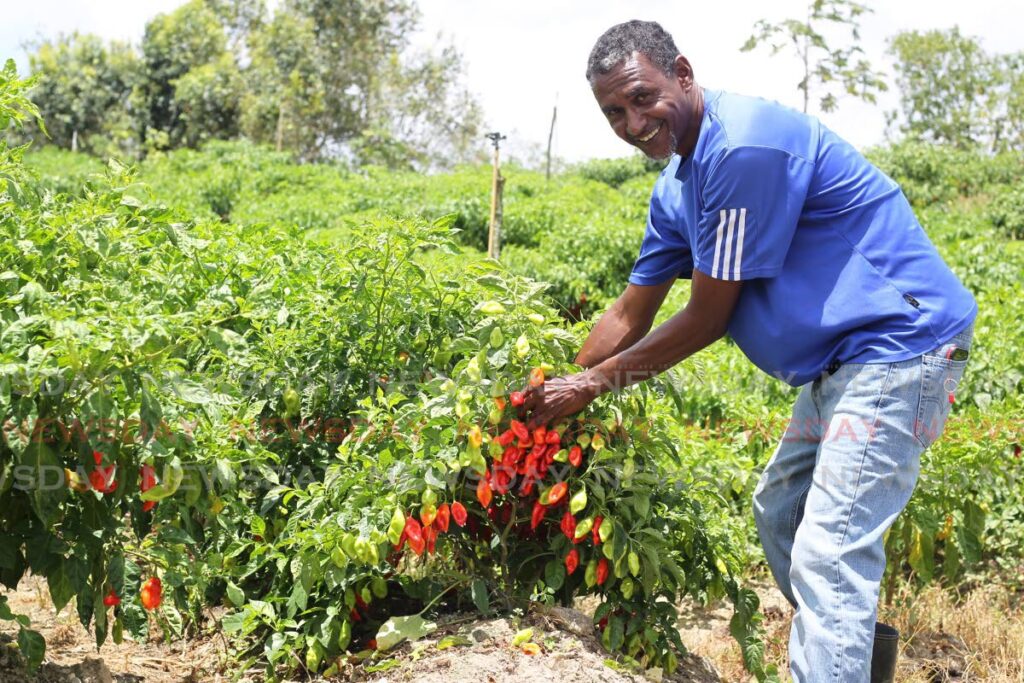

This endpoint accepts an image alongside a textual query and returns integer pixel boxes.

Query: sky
[2,0,1020,163]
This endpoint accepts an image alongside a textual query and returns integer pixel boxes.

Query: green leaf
[75,581,94,631]
[942,535,962,581]
[44,571,72,619]
[221,610,246,635]
[139,384,162,444]
[544,560,565,591]
[180,467,203,506]
[471,579,490,615]
[0,596,13,621]
[364,658,401,673]
[0,535,19,571]
[436,635,473,650]
[511,628,533,647]
[20,441,65,526]
[93,588,107,648]
[286,581,308,616]
[607,615,625,651]
[17,627,45,671]
[226,581,245,608]
[162,605,184,639]
[120,560,148,641]
[632,494,650,518]
[140,458,184,501]
[375,614,437,652]
[264,631,288,663]
[107,554,124,592]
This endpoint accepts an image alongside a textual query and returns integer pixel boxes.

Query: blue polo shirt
[630,89,977,386]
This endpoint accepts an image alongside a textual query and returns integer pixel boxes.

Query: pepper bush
[1,65,774,679]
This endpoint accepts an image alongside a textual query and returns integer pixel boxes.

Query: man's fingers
[527,409,548,431]
[519,385,541,417]
[523,386,544,428]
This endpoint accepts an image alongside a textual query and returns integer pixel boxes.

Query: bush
[21,146,105,196]
[2,152,771,679]
[987,183,1024,239]
[503,218,644,320]
[867,139,1024,206]
[573,155,665,188]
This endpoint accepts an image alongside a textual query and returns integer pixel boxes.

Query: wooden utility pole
[275,102,285,152]
[486,132,506,260]
[545,95,557,181]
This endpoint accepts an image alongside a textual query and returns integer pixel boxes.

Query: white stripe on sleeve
[721,209,737,281]
[711,209,726,278]
[733,208,746,280]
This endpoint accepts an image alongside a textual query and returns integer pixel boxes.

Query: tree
[887,28,1022,151]
[173,53,245,148]
[25,34,139,155]
[206,0,267,53]
[354,43,484,170]
[741,0,887,114]
[243,0,484,167]
[240,10,327,159]
[997,53,1024,152]
[261,0,418,159]
[139,0,237,148]
[23,0,485,167]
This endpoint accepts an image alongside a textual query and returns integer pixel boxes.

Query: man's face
[591,53,698,161]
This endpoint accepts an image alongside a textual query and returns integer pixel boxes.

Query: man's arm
[575,279,677,368]
[585,271,741,392]
[525,271,741,427]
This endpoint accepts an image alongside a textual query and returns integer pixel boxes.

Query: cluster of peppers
[101,576,161,611]
[390,494,470,557]
[388,369,618,589]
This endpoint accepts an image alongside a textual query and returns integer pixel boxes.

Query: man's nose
[625,108,646,138]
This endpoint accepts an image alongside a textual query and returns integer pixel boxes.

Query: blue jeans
[752,324,973,682]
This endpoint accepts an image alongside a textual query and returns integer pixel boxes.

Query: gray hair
[585,20,680,86]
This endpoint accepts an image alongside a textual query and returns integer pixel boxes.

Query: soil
[1,574,1015,682]
[353,605,719,683]
[0,575,225,683]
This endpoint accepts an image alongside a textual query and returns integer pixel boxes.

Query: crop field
[2,57,1024,682]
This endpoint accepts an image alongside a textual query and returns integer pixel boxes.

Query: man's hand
[520,272,741,428]
[522,371,601,429]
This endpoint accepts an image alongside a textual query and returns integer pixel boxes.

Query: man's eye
[635,93,649,104]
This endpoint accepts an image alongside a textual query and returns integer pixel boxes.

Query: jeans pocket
[915,354,968,448]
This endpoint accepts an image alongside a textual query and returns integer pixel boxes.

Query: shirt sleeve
[693,146,813,281]
[628,187,695,286]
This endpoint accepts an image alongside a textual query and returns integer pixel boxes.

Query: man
[523,19,976,683]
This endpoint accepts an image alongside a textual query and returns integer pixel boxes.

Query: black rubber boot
[870,621,899,683]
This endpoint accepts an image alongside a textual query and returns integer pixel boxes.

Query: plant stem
[416,578,467,617]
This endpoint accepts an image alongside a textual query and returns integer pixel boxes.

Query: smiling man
[522,19,977,683]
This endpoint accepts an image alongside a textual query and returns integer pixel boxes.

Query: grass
[884,582,1024,682]
[683,576,1024,682]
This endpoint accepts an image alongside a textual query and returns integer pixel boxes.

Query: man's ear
[674,55,694,91]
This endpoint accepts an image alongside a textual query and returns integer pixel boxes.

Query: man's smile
[634,123,662,143]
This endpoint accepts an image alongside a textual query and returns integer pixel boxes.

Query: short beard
[643,129,678,162]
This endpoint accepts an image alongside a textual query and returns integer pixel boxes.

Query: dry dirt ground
[3,574,1023,682]
[678,577,1024,683]
[0,575,225,683]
